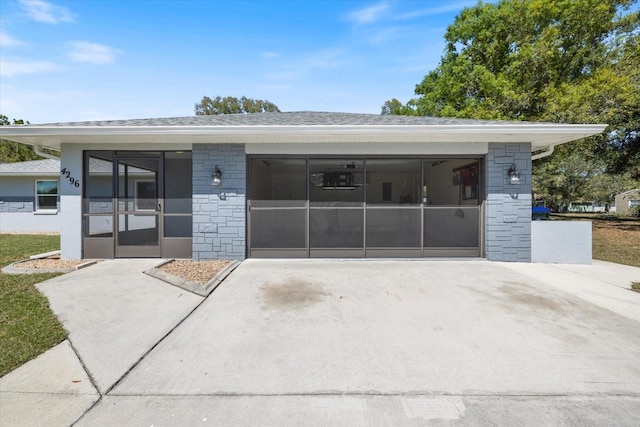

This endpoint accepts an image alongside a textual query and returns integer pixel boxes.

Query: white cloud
[364,25,411,44]
[19,0,75,24]
[396,1,476,20]
[346,2,389,24]
[261,51,280,59]
[305,48,349,70]
[0,31,27,47]
[0,59,60,76]
[0,84,103,123]
[258,83,292,92]
[264,48,352,85]
[67,41,120,64]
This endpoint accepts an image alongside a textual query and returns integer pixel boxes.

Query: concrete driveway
[2,259,640,426]
[91,259,640,425]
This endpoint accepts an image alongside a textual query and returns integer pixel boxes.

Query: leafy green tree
[584,171,638,204]
[533,144,609,209]
[0,115,44,163]
[381,98,416,115]
[195,96,280,115]
[407,0,636,120]
[382,0,639,202]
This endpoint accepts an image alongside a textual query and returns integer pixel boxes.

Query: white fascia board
[61,142,192,152]
[0,123,607,152]
[0,172,59,177]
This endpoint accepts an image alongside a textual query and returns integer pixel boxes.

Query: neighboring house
[568,202,607,213]
[0,159,61,233]
[0,112,605,262]
[614,189,640,215]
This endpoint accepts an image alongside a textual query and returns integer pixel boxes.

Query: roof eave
[0,123,607,152]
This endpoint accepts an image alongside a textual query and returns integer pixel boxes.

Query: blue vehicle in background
[532,206,551,220]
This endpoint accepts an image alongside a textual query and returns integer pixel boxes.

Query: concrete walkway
[503,260,640,323]
[1,259,639,426]
[0,259,203,427]
[0,340,98,427]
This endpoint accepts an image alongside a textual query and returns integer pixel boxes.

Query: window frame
[35,179,58,212]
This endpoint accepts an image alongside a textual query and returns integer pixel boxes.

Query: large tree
[195,96,280,115]
[0,115,43,163]
[383,0,639,202]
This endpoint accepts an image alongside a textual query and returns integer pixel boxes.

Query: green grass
[0,234,67,377]
[632,282,640,293]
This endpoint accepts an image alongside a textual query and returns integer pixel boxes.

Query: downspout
[33,145,60,160]
[531,144,555,161]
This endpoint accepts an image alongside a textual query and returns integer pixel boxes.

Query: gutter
[34,145,60,160]
[531,144,555,161]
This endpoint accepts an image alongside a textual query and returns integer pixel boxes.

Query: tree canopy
[0,115,43,163]
[195,96,280,115]
[382,0,639,205]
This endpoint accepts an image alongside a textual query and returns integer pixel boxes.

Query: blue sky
[0,0,478,123]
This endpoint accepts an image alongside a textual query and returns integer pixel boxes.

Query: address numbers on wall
[61,168,81,188]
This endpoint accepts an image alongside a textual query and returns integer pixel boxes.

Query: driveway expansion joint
[104,392,640,398]
[103,263,235,396]
[66,339,101,396]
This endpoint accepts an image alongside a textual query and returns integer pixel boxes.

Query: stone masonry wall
[0,197,61,212]
[0,197,35,212]
[485,142,532,262]
[192,144,246,260]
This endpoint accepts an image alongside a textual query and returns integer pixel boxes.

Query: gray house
[614,189,640,215]
[0,158,61,233]
[0,112,605,262]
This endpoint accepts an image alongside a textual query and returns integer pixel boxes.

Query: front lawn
[592,217,640,268]
[0,234,67,377]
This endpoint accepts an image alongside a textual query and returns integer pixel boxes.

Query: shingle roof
[32,111,528,127]
[616,188,640,197]
[0,158,60,175]
[0,158,148,176]
[0,111,607,152]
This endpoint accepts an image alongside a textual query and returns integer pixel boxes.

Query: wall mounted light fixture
[212,165,222,186]
[507,163,520,185]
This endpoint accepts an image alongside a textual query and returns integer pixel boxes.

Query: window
[36,180,58,211]
[135,180,157,210]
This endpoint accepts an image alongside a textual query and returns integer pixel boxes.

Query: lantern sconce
[507,163,520,185]
[212,165,222,187]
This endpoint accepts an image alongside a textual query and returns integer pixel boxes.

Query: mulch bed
[157,259,232,285]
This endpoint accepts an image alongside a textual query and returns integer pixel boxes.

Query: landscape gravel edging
[144,260,242,297]
[1,259,98,275]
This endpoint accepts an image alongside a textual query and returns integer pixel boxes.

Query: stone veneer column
[192,143,246,260]
[485,142,532,262]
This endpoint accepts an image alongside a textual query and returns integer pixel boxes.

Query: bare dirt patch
[158,259,232,285]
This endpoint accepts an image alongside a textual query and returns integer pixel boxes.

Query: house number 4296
[61,168,80,188]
